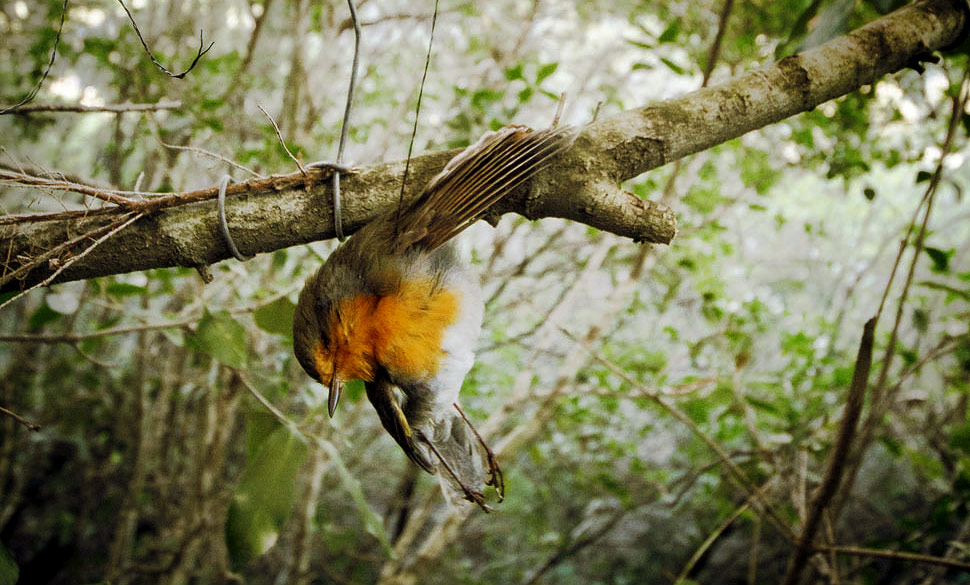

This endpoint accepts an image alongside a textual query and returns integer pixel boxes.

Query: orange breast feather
[313,280,460,384]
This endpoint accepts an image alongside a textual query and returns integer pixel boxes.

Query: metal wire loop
[217,174,253,262]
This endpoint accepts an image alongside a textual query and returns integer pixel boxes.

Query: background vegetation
[1,0,969,584]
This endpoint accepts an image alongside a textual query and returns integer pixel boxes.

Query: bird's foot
[416,429,494,513]
[454,403,505,502]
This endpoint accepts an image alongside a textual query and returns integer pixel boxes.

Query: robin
[292,125,576,510]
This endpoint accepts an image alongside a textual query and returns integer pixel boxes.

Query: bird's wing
[394,125,577,252]
[365,369,434,473]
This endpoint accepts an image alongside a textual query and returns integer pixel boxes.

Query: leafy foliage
[1,0,970,584]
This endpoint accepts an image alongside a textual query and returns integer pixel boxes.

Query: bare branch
[813,544,970,572]
[5,101,182,114]
[0,0,68,114]
[0,405,41,432]
[116,0,214,79]
[0,0,964,292]
[256,103,307,176]
[781,318,876,585]
[0,169,140,207]
[0,212,144,310]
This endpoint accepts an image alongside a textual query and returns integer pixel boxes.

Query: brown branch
[0,211,143,289]
[5,101,182,114]
[812,543,970,572]
[152,133,263,179]
[0,212,144,310]
[781,317,876,585]
[116,0,213,79]
[0,282,301,343]
[702,0,735,85]
[674,501,751,584]
[0,169,140,207]
[0,0,965,292]
[0,0,68,114]
[257,103,308,176]
[831,62,970,521]
[571,335,796,542]
[522,507,628,585]
[0,405,41,432]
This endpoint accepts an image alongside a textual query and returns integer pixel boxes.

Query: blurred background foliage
[1,0,970,584]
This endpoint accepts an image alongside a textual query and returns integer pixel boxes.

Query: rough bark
[1,0,966,293]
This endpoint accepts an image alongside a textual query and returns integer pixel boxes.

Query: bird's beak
[328,374,343,418]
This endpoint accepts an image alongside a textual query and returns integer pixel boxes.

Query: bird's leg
[415,430,493,513]
[453,403,505,502]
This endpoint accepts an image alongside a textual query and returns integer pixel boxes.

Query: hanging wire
[395,0,441,234]
[331,0,362,242]
[217,175,253,261]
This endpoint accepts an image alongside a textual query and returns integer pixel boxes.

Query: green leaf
[186,309,248,368]
[658,19,681,43]
[952,423,970,455]
[106,282,148,297]
[745,395,780,415]
[29,304,60,331]
[253,297,297,338]
[912,308,929,334]
[915,170,933,183]
[536,62,558,84]
[0,541,17,585]
[319,439,394,557]
[863,186,876,201]
[343,378,366,404]
[626,38,654,51]
[504,63,524,81]
[659,57,685,75]
[924,247,952,273]
[226,425,309,569]
[917,281,970,302]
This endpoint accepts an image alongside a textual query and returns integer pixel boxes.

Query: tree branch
[4,101,182,114]
[0,0,966,293]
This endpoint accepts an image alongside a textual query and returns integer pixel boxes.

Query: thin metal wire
[395,0,440,235]
[331,0,362,242]
[217,175,252,261]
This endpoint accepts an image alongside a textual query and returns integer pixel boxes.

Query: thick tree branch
[0,0,966,293]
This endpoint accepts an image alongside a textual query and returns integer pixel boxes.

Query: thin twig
[234,370,300,429]
[0,405,41,432]
[781,318,876,585]
[0,211,141,288]
[0,167,330,226]
[256,103,307,177]
[522,508,628,585]
[0,0,68,114]
[674,501,751,584]
[565,330,796,541]
[0,281,302,342]
[813,544,970,571]
[395,0,440,231]
[6,101,182,114]
[116,0,213,78]
[0,169,140,206]
[702,0,735,86]
[153,135,263,179]
[0,212,144,310]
